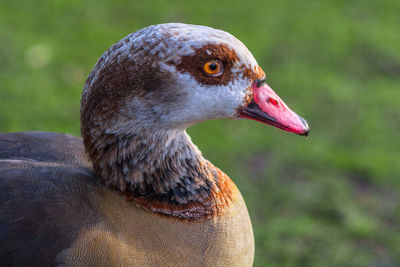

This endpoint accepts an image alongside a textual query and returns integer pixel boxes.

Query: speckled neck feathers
[83,129,235,220]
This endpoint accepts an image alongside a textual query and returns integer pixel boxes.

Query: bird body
[0,132,253,266]
[0,23,309,266]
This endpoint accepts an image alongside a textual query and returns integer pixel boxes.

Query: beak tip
[298,116,310,137]
[299,129,310,137]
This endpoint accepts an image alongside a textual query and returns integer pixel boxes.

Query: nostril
[268,97,279,106]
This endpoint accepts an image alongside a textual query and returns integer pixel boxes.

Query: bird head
[81,23,309,139]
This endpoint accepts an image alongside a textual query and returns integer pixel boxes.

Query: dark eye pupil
[209,63,217,71]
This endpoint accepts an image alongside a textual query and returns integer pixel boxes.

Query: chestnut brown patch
[132,161,237,221]
[235,66,265,113]
[242,65,265,81]
[172,44,240,86]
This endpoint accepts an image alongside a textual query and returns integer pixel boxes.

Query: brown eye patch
[171,44,240,86]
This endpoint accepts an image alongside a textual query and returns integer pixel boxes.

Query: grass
[1,0,400,265]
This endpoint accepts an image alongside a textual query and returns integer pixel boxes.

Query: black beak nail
[298,116,310,137]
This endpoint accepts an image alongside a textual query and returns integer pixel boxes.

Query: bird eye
[203,60,223,76]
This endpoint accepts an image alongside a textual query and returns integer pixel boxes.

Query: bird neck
[84,128,236,221]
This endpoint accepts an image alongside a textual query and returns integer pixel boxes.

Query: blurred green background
[1,0,399,266]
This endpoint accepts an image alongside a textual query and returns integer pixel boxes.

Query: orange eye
[203,60,223,76]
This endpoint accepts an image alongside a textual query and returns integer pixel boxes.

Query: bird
[0,23,309,266]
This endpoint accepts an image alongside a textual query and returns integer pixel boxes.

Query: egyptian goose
[0,23,309,266]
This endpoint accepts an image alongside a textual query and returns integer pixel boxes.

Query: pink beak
[239,80,310,136]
